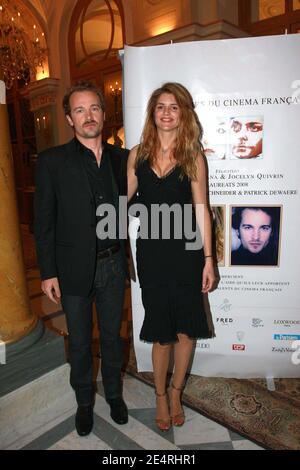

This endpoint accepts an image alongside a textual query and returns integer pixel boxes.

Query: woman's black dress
[135,160,211,344]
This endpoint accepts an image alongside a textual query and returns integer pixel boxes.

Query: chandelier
[0,0,47,89]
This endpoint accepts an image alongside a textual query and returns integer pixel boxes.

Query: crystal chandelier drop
[0,0,47,89]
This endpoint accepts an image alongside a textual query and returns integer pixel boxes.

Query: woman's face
[154,93,181,132]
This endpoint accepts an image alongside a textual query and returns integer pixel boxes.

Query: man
[34,81,129,436]
[229,116,263,159]
[231,206,280,266]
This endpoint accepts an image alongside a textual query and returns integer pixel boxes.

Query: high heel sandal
[155,390,171,432]
[168,383,185,427]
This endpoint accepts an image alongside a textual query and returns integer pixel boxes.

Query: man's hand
[41,277,61,304]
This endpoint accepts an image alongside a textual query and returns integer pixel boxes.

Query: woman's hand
[202,258,216,293]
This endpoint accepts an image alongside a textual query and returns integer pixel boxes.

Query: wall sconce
[36,115,47,130]
[110,81,122,97]
[110,81,122,123]
[36,113,51,147]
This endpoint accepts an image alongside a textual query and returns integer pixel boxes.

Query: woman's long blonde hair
[212,206,225,265]
[135,82,204,180]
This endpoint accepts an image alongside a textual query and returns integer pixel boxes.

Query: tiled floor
[22,267,264,450]
[18,373,263,451]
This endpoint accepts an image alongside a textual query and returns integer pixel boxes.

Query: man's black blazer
[34,138,129,296]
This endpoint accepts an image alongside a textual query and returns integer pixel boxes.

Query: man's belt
[97,244,121,260]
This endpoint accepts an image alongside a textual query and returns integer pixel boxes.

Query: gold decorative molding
[30,94,57,112]
[134,21,249,46]
[25,77,60,112]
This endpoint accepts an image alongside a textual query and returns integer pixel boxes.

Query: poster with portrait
[124,34,300,378]
[203,115,264,161]
[230,205,281,267]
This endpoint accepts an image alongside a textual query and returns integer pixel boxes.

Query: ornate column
[0,78,43,355]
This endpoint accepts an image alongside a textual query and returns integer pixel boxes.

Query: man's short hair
[232,206,277,230]
[62,81,105,116]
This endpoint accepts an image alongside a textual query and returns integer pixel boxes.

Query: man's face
[230,116,263,158]
[66,91,104,140]
[237,209,272,254]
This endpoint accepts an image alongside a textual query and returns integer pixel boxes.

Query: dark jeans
[61,250,126,405]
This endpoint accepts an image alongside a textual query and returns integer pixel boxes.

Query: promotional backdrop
[123,35,300,378]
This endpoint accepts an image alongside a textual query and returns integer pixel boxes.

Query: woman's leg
[152,342,171,427]
[170,334,194,422]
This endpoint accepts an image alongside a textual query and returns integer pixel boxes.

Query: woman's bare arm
[191,153,215,293]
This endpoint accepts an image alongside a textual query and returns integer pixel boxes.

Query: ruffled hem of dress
[139,329,215,345]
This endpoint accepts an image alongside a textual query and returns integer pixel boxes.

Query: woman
[127,82,215,431]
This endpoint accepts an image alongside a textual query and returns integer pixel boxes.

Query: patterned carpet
[126,347,300,450]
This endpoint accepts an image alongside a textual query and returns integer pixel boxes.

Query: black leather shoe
[75,404,94,436]
[107,397,128,425]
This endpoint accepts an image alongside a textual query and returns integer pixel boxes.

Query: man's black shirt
[76,138,119,251]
